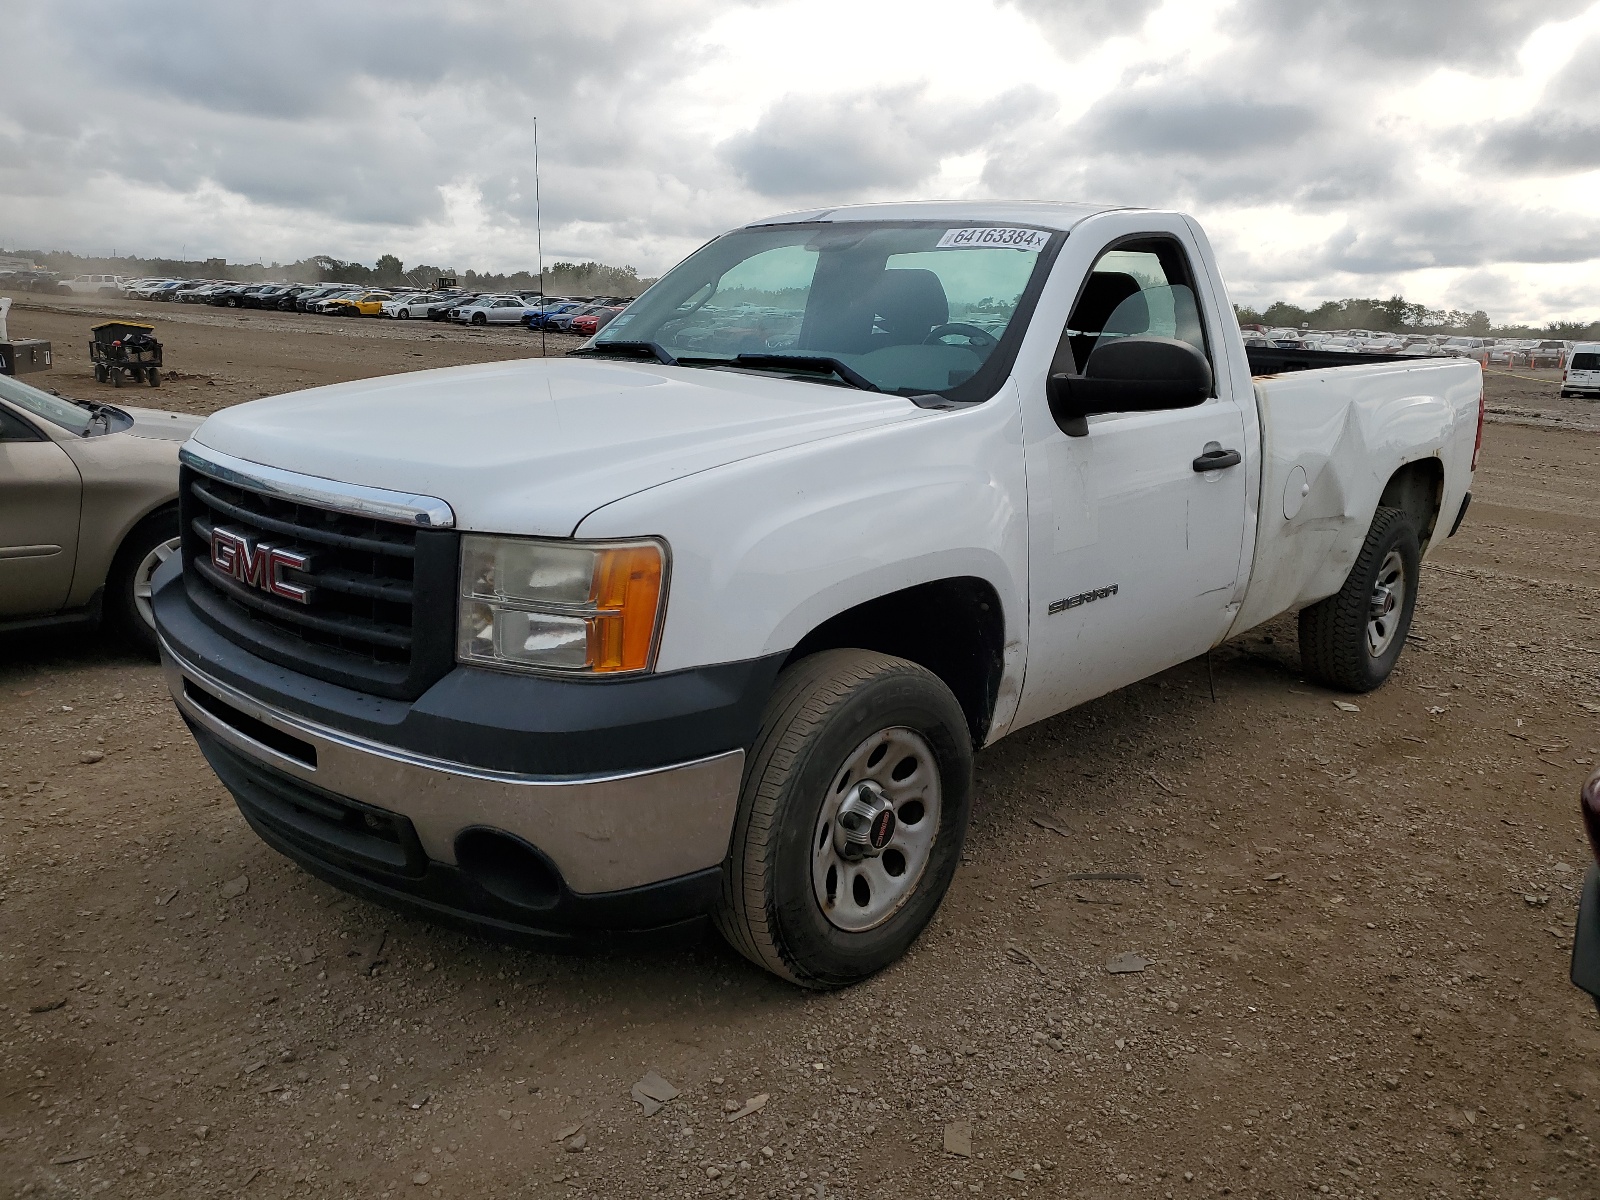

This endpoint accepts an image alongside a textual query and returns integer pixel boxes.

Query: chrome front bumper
[161,641,745,895]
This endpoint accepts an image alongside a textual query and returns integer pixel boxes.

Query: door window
[1053,237,1211,377]
[0,406,42,441]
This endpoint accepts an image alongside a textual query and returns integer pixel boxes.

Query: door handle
[1192,445,1242,472]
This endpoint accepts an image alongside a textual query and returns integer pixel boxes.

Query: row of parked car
[93,275,635,335]
[1239,326,1576,367]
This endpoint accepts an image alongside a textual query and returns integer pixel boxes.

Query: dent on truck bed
[1229,360,1479,636]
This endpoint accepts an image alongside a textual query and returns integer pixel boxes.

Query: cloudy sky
[6,0,1600,321]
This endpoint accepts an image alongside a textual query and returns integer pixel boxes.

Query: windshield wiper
[570,340,678,366]
[65,394,120,436]
[726,354,881,393]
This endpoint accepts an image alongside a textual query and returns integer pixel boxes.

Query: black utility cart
[89,320,163,387]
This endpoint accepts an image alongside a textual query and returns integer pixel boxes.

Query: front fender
[574,386,1030,735]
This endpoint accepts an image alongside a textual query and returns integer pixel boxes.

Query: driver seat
[1064,271,1145,372]
[866,269,949,346]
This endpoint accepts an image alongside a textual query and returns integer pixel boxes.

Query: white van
[64,274,126,296]
[1562,343,1600,398]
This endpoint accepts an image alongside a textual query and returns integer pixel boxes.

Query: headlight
[456,535,667,675]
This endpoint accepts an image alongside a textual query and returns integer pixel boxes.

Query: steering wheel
[923,323,998,350]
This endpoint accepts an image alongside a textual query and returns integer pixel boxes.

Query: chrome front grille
[178,451,458,700]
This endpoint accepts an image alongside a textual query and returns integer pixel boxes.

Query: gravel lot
[2,299,1598,1199]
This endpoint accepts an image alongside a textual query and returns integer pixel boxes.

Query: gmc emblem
[209,526,314,604]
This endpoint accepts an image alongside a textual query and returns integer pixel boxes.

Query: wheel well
[1379,458,1444,549]
[111,501,179,572]
[783,577,1006,746]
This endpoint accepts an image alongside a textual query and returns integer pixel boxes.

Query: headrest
[869,268,950,337]
[1071,271,1145,334]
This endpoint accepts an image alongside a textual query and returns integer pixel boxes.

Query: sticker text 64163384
[936,227,1051,251]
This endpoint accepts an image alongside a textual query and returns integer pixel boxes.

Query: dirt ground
[2,302,1599,1200]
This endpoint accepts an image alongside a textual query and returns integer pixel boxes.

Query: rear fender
[1229,359,1480,635]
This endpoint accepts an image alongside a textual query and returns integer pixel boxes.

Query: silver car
[0,374,200,653]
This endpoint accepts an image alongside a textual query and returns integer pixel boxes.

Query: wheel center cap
[1371,585,1396,619]
[835,783,896,859]
[867,807,897,850]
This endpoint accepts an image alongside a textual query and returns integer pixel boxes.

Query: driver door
[1013,225,1249,728]
[0,403,82,619]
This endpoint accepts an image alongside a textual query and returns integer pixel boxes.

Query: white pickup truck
[152,202,1481,988]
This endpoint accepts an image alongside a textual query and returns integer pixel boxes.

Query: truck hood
[189,357,922,535]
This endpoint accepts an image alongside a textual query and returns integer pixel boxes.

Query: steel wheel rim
[1366,548,1406,658]
[811,726,941,933]
[132,536,182,630]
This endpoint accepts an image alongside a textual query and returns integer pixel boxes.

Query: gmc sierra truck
[151,201,1482,988]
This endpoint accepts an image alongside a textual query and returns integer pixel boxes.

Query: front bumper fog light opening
[454,827,563,912]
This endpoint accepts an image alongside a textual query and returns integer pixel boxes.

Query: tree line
[1233,294,1600,341]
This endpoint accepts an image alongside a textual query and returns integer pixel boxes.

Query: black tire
[715,649,973,989]
[111,369,122,388]
[1298,506,1420,693]
[106,508,181,658]
[146,368,160,387]
[471,312,486,325]
[94,364,107,383]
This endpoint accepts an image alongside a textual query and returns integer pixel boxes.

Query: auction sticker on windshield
[936,227,1050,251]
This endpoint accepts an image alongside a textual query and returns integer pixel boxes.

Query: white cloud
[1,0,1598,322]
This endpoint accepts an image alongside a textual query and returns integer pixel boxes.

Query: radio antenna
[534,116,546,359]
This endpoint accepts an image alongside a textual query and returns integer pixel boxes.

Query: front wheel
[107,510,181,657]
[470,313,486,325]
[1298,506,1420,692]
[715,649,973,988]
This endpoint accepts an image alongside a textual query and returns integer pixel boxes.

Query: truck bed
[1246,345,1416,377]
[1229,356,1482,637]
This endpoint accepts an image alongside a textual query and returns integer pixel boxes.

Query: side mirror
[1047,336,1214,437]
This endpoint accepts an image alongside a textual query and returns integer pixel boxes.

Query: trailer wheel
[146,368,160,388]
[715,649,973,989]
[111,369,122,388]
[95,364,107,383]
[1298,506,1420,693]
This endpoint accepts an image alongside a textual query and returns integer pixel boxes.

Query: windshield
[0,374,93,435]
[592,221,1060,400]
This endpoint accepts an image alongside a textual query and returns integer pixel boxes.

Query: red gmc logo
[209,526,314,604]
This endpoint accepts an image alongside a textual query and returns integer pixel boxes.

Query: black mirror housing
[1048,336,1214,437]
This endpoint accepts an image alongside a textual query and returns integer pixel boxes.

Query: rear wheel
[107,509,181,657]
[715,649,973,988]
[146,368,160,387]
[1298,506,1420,692]
[94,364,107,383]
